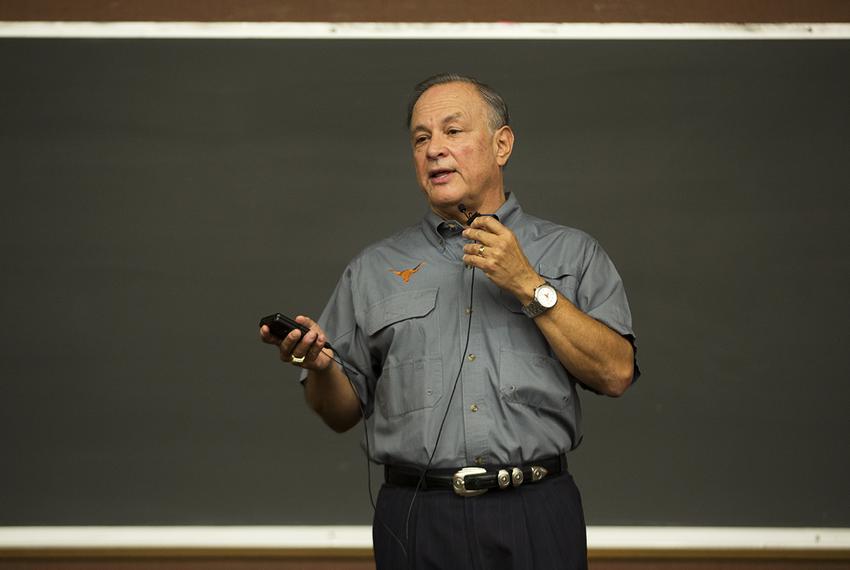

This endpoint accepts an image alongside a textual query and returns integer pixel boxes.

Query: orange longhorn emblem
[389,262,425,283]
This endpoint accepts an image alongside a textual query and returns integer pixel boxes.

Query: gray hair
[406,73,510,131]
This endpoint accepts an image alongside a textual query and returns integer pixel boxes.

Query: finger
[462,253,490,272]
[295,315,326,337]
[294,314,315,327]
[469,214,507,235]
[291,329,318,359]
[461,227,499,245]
[463,243,501,258]
[279,328,303,359]
[260,325,281,345]
[305,336,327,362]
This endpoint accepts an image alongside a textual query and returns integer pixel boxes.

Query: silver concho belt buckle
[452,467,487,497]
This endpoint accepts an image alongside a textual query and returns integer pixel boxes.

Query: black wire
[314,261,478,569]
[401,265,477,565]
[324,351,409,559]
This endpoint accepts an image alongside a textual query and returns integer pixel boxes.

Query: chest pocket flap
[501,262,578,313]
[365,287,439,336]
[538,262,578,302]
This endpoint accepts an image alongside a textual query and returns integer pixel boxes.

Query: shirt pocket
[499,262,579,313]
[365,287,439,335]
[499,348,571,412]
[365,288,443,417]
[538,262,578,304]
[377,356,444,417]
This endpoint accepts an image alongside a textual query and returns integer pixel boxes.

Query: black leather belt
[384,454,566,497]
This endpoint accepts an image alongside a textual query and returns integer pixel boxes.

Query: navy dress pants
[373,471,588,570]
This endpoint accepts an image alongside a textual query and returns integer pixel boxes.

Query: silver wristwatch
[521,282,558,318]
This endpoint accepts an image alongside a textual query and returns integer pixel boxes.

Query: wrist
[521,280,559,319]
[513,272,545,305]
[312,356,335,374]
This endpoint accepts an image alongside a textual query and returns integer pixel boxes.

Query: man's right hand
[259,315,334,372]
[260,315,360,432]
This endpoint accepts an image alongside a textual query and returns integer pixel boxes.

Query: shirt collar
[420,191,523,249]
[492,191,521,228]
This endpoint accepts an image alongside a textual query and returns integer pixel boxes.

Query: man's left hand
[462,216,542,303]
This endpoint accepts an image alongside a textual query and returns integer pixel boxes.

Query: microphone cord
[316,209,482,568]
[325,264,477,568]
[321,351,409,559]
[400,263,476,567]
[400,206,482,566]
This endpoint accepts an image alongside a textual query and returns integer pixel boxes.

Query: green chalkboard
[1,38,848,526]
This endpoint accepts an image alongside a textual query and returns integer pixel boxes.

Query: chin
[427,185,466,208]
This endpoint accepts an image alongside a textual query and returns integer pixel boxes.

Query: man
[260,73,638,569]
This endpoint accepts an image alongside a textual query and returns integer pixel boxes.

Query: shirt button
[467,354,476,362]
[464,307,472,315]
[474,456,485,466]
[469,404,478,413]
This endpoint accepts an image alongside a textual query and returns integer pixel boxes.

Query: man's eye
[447,129,461,135]
[415,136,428,145]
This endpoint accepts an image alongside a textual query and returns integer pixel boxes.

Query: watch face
[536,285,558,308]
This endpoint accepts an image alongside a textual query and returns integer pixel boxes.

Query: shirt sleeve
[575,239,641,383]
[299,263,376,416]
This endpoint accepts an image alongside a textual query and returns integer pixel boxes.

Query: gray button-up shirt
[303,193,637,468]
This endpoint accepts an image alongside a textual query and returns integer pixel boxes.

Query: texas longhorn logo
[389,262,425,283]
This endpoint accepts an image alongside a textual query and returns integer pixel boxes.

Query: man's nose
[425,135,447,159]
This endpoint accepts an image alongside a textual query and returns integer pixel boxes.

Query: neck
[432,189,506,224]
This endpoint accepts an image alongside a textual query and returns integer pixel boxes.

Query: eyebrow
[411,112,464,133]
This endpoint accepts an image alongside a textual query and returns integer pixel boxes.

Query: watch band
[521,282,556,318]
[521,298,548,318]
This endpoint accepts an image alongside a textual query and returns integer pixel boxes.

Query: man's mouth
[428,168,456,184]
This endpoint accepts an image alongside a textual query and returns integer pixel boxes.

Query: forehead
[410,82,487,129]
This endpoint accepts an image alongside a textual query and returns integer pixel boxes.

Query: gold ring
[290,354,306,364]
[478,245,486,257]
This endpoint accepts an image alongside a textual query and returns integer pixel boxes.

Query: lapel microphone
[458,203,500,225]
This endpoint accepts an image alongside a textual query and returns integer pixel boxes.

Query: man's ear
[494,125,515,167]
